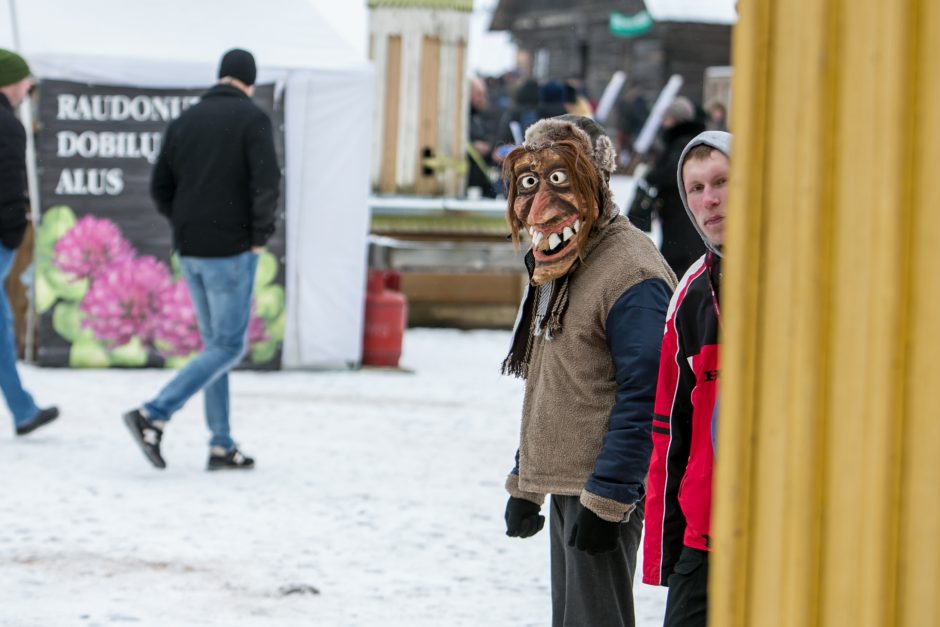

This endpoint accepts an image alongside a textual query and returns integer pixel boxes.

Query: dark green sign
[609,10,654,37]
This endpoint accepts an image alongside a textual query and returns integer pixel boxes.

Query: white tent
[0,0,374,369]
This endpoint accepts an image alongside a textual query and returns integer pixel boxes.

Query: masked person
[500,114,676,627]
[643,131,731,627]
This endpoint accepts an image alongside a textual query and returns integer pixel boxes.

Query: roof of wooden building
[368,0,473,11]
[491,0,736,31]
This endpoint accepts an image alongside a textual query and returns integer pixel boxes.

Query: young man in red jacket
[643,131,731,627]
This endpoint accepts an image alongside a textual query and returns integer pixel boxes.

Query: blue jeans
[144,251,258,449]
[0,244,39,427]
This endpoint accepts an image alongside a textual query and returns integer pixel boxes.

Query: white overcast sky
[308,0,517,76]
[1,0,730,76]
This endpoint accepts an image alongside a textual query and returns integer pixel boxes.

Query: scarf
[500,216,617,379]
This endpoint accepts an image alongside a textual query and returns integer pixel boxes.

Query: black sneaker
[207,447,255,471]
[123,409,166,469]
[15,406,60,436]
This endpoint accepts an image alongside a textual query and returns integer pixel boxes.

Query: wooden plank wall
[379,35,402,194]
[712,0,940,626]
[451,40,466,197]
[415,36,441,195]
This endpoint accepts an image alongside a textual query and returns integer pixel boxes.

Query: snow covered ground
[0,328,666,626]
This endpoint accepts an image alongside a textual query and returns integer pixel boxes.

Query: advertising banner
[34,80,286,369]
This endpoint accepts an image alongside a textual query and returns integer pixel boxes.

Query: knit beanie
[0,49,30,88]
[218,48,256,86]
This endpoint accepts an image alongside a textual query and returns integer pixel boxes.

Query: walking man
[124,48,280,470]
[0,49,59,436]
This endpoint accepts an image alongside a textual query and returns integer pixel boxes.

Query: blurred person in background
[537,79,569,120]
[564,80,594,118]
[705,99,728,132]
[492,78,542,193]
[467,75,497,198]
[506,78,541,137]
[628,96,706,278]
[616,87,650,166]
[0,49,60,437]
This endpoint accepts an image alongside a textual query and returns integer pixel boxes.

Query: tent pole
[8,0,41,364]
[8,0,21,49]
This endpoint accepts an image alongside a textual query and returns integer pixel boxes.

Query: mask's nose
[527,186,563,227]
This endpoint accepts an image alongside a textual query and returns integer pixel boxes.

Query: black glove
[505,496,545,538]
[567,505,621,555]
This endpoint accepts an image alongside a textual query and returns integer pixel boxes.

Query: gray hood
[676,130,732,257]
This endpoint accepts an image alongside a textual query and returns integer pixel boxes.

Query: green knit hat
[0,49,31,87]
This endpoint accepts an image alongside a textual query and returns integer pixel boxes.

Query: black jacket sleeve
[645,140,684,193]
[245,110,281,247]
[150,123,176,218]
[0,112,29,250]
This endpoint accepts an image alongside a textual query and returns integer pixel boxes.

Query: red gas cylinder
[362,269,407,367]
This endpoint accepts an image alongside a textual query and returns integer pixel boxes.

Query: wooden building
[368,2,523,328]
[489,0,731,111]
[369,0,472,197]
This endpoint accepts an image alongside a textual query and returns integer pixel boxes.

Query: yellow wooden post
[712,0,940,625]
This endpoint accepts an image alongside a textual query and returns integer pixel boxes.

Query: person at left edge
[0,49,59,437]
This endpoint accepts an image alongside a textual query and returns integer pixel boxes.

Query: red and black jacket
[643,252,721,585]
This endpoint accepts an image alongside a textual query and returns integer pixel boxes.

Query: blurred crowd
[466,72,728,204]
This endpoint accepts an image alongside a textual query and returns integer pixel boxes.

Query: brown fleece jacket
[507,215,676,520]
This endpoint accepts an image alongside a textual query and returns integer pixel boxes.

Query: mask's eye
[518,174,538,190]
[549,170,568,185]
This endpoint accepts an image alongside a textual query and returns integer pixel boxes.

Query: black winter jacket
[0,93,29,250]
[629,120,707,278]
[151,84,280,257]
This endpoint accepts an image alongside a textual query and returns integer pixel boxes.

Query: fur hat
[521,114,618,222]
